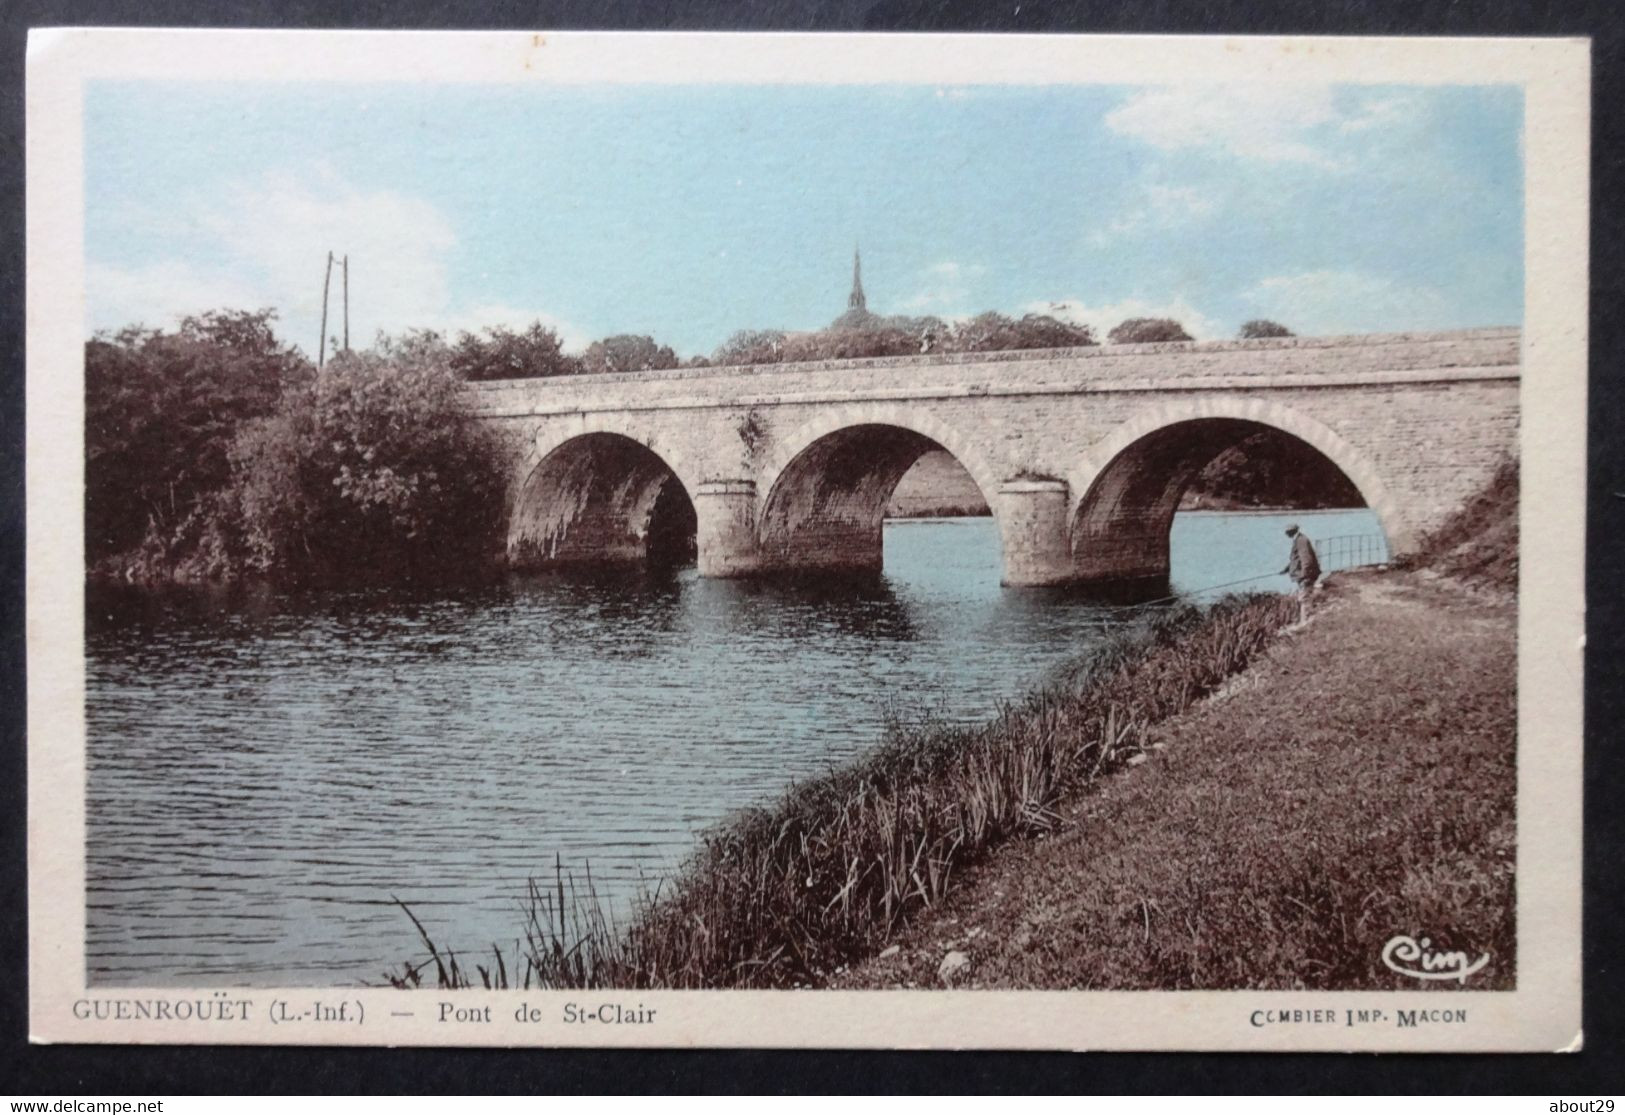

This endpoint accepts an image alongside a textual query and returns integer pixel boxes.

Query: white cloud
[1242,269,1451,335]
[87,165,584,352]
[899,260,987,314]
[1338,94,1420,135]
[194,167,457,343]
[86,259,267,335]
[1102,85,1429,169]
[1023,295,1223,342]
[1090,184,1217,245]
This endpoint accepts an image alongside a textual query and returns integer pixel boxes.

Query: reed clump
[389,592,1298,991]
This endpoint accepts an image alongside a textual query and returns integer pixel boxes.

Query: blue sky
[85,81,1523,357]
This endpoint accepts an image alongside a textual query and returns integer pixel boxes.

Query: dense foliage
[1107,317,1193,344]
[230,333,510,583]
[450,322,579,381]
[579,334,681,375]
[1404,457,1517,589]
[430,310,1102,382]
[1188,431,1364,510]
[87,315,510,585]
[1239,319,1294,339]
[85,310,312,574]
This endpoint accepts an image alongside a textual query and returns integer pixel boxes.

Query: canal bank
[827,568,1517,991]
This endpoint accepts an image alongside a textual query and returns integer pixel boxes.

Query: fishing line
[1093,570,1286,614]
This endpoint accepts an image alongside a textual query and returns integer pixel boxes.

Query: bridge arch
[1069,397,1410,583]
[508,417,700,570]
[756,405,1007,576]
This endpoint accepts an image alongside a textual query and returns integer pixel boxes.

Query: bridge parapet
[469,327,1519,419]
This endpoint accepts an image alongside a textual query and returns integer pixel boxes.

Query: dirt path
[830,571,1517,991]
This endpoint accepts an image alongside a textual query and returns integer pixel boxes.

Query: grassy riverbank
[394,461,1519,992]
[829,460,1519,990]
[830,571,1515,990]
[391,591,1300,990]
[394,573,1514,992]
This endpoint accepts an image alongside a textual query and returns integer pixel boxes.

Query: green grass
[388,592,1299,990]
[833,573,1517,991]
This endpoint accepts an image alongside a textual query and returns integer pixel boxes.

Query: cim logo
[1381,934,1490,984]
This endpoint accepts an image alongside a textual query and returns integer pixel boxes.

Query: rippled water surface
[86,510,1384,986]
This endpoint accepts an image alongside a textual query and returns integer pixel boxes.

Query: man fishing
[1282,524,1322,622]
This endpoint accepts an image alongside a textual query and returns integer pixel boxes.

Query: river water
[85,509,1383,987]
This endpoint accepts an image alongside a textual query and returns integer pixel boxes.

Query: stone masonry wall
[473,328,1520,583]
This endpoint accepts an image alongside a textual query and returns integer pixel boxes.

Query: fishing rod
[1097,570,1285,613]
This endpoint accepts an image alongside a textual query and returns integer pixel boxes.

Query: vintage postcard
[26,29,1587,1050]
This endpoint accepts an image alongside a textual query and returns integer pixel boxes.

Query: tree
[229,333,509,583]
[713,329,789,366]
[449,321,580,380]
[783,327,921,361]
[949,312,1097,352]
[883,315,950,351]
[815,311,948,357]
[1005,313,1097,350]
[949,312,1021,352]
[1108,317,1193,344]
[1239,319,1294,339]
[1188,431,1363,509]
[579,334,680,375]
[85,308,312,572]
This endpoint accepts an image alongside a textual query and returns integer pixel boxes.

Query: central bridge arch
[757,406,1006,577]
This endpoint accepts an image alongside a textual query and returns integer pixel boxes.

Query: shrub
[450,322,581,380]
[952,311,1096,352]
[579,334,680,375]
[1403,457,1518,590]
[710,311,1095,366]
[229,332,511,584]
[1239,319,1294,339]
[712,329,790,366]
[1108,317,1193,344]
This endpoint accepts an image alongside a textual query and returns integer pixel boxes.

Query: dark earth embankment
[830,570,1516,991]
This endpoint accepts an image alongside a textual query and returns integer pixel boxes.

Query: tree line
[450,314,1297,379]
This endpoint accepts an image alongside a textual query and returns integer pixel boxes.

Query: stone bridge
[469,327,1519,587]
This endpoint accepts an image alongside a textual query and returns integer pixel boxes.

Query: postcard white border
[26,28,1589,1051]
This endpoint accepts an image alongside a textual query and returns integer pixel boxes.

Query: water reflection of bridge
[471,328,1518,587]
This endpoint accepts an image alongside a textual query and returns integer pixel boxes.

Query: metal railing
[1312,532,1389,574]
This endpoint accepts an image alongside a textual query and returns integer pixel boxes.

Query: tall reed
[389,592,1299,991]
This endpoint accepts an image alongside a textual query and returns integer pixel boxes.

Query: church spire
[848,246,866,312]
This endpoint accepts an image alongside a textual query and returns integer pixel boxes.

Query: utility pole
[342,255,350,353]
[318,250,333,372]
